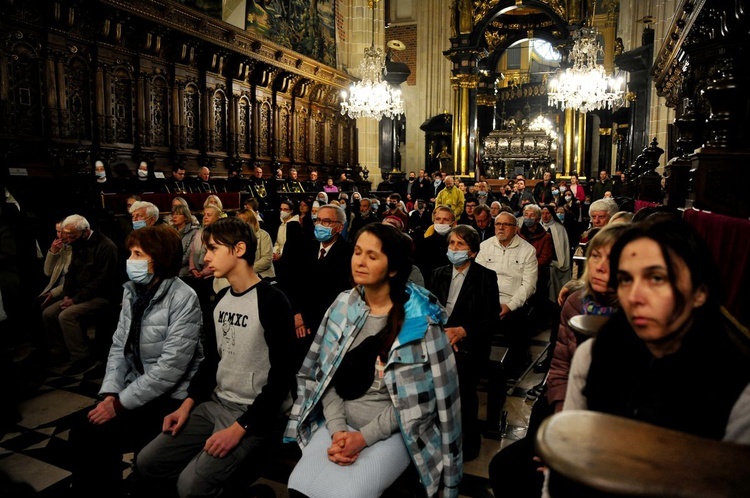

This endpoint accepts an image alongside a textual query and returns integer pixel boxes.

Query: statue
[437,146,453,174]
[450,0,458,38]
[459,0,473,34]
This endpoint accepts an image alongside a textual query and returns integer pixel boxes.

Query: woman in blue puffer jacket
[69,224,204,495]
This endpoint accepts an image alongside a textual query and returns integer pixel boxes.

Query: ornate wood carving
[212,89,226,152]
[237,94,251,156]
[652,0,750,217]
[149,75,169,147]
[0,0,355,178]
[183,82,200,150]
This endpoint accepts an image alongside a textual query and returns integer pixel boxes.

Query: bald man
[194,167,216,193]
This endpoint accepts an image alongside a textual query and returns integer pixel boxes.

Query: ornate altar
[481,110,557,179]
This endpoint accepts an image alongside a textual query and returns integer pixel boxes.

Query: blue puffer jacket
[100,277,204,410]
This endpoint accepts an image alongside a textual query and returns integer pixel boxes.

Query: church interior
[1,0,749,496]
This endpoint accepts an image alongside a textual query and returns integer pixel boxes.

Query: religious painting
[245,0,337,68]
[176,0,222,19]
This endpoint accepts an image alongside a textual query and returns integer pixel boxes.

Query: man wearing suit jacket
[285,204,353,367]
[428,225,500,461]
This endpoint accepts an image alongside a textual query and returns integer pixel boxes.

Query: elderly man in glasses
[281,203,353,368]
[475,211,538,380]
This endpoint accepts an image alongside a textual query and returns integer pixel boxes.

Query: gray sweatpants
[137,394,268,498]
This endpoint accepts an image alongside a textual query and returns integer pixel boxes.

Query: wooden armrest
[567,315,610,338]
[536,410,750,497]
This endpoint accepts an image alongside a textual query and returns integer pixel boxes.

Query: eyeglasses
[495,222,516,228]
[314,218,341,227]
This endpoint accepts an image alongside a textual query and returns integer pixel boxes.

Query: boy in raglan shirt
[137,217,296,497]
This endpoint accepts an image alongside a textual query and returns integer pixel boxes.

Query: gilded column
[576,110,586,175]
[563,108,575,175]
[454,73,480,176]
[451,76,460,175]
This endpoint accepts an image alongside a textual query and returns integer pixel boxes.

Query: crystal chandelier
[529,113,556,138]
[547,28,625,113]
[340,0,404,121]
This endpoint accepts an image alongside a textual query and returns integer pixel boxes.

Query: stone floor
[0,330,551,497]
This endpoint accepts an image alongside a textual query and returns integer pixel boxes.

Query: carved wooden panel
[256,91,272,159]
[65,56,92,141]
[237,94,251,156]
[110,66,134,144]
[328,114,341,164]
[276,98,291,160]
[3,39,43,138]
[294,106,309,163]
[184,82,200,150]
[212,89,227,152]
[149,75,169,147]
[0,0,353,177]
[312,109,325,164]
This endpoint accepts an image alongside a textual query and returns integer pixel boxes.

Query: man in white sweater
[475,211,537,378]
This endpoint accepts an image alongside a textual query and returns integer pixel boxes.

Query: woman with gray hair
[169,204,198,277]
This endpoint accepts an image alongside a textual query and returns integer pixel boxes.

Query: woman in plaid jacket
[284,223,462,498]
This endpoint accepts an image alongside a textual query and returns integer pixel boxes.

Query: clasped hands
[327,431,366,466]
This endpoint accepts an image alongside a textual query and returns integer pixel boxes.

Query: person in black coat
[414,169,432,203]
[427,225,500,461]
[281,204,353,367]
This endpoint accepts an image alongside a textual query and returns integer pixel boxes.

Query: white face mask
[138,169,148,178]
[434,223,451,235]
[280,211,292,221]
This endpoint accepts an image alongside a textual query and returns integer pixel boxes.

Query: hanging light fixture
[547,27,625,113]
[340,0,404,121]
[529,112,556,139]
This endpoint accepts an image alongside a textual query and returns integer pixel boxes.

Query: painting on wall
[176,0,223,19]
[245,0,337,68]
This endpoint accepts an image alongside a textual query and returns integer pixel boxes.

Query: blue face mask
[132,220,147,230]
[446,249,471,267]
[523,217,536,227]
[127,259,154,285]
[371,203,379,212]
[557,213,565,222]
[552,190,560,196]
[314,224,334,242]
[477,190,487,197]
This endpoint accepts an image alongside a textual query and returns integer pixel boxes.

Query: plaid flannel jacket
[284,282,463,497]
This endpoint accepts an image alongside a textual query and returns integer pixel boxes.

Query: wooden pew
[536,410,750,497]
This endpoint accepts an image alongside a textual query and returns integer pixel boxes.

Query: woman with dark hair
[69,224,204,495]
[564,218,750,442]
[298,197,315,241]
[285,224,462,498]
